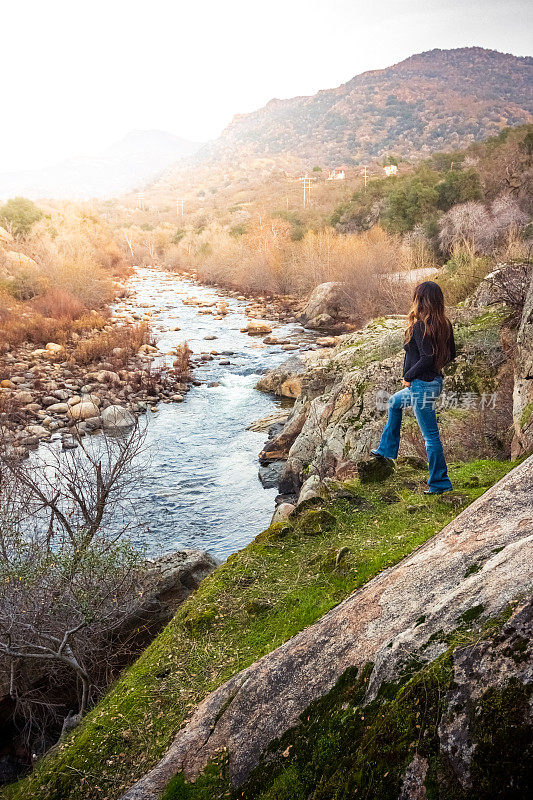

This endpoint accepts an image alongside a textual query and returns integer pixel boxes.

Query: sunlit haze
[1,0,532,172]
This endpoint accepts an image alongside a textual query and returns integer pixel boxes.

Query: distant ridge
[192,47,533,169]
[0,130,202,200]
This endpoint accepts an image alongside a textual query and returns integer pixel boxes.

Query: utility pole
[137,191,145,210]
[361,165,369,189]
[300,175,312,208]
[176,199,184,217]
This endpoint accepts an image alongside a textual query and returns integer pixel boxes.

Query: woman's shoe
[370,449,393,461]
[424,488,452,495]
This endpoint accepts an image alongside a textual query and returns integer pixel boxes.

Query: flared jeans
[374,377,452,492]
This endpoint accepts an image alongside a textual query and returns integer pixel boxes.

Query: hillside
[191,47,533,170]
[0,130,202,201]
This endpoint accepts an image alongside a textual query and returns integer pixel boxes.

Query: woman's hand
[402,379,411,388]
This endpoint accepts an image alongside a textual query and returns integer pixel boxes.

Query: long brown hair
[405,281,452,371]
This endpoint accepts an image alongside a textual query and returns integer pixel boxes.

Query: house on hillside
[327,167,346,181]
[384,164,398,177]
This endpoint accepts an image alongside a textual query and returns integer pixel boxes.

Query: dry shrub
[0,290,17,325]
[401,406,512,463]
[71,324,150,366]
[72,312,109,332]
[1,314,68,348]
[178,220,412,322]
[31,288,87,320]
[173,342,192,380]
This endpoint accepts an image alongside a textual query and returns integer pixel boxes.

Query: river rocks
[45,342,64,356]
[89,369,121,384]
[258,403,309,464]
[300,282,357,332]
[242,320,272,336]
[15,390,33,404]
[25,424,50,439]
[258,461,285,489]
[256,355,307,396]
[512,268,533,457]
[247,410,290,433]
[270,502,295,523]
[84,416,103,432]
[46,402,69,414]
[68,400,100,421]
[315,336,338,347]
[120,457,533,799]
[101,404,135,429]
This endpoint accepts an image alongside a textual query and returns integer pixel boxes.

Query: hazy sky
[1,0,531,172]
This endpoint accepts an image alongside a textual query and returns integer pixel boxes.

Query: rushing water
[106,267,317,560]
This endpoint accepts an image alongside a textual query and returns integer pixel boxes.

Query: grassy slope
[4,459,515,800]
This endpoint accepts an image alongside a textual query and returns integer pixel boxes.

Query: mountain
[195,47,533,169]
[0,130,202,200]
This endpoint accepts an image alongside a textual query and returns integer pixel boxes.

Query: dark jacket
[403,320,456,383]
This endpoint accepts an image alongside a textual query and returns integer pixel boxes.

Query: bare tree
[0,423,147,753]
[439,195,529,258]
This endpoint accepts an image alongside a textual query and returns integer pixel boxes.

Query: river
[108,267,316,561]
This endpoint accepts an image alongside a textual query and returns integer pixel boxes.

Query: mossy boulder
[116,457,532,800]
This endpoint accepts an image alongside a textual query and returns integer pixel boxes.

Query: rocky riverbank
[255,263,532,507]
[0,271,307,457]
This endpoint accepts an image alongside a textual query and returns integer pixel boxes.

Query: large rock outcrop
[120,456,533,799]
[260,308,509,501]
[512,268,533,457]
[299,282,359,331]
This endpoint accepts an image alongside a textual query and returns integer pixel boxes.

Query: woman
[371,281,456,494]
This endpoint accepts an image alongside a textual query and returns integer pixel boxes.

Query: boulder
[512,268,533,457]
[241,320,272,335]
[101,405,135,429]
[115,550,219,641]
[92,370,121,384]
[45,342,64,355]
[67,401,100,421]
[258,461,285,489]
[46,402,69,414]
[270,502,296,524]
[256,355,307,397]
[468,261,532,308]
[258,403,309,464]
[25,424,50,439]
[297,473,323,503]
[15,391,33,404]
[279,376,302,398]
[120,457,533,799]
[300,282,356,331]
[247,410,290,433]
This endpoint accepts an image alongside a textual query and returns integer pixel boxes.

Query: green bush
[0,197,42,237]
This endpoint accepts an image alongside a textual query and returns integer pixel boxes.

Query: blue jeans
[374,377,452,492]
